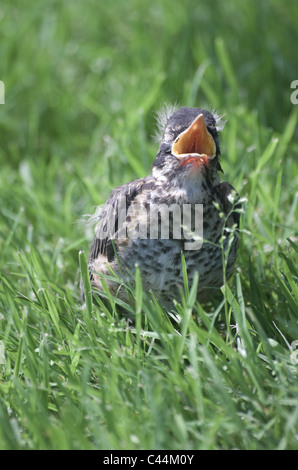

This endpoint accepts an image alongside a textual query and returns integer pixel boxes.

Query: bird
[84,105,241,310]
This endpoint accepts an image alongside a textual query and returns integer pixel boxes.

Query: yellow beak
[172,114,216,158]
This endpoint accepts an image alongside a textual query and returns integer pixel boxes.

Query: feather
[211,109,227,132]
[153,102,179,142]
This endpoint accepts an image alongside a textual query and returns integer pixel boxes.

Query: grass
[0,0,298,450]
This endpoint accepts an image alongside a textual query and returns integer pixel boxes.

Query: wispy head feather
[211,109,227,132]
[153,102,179,142]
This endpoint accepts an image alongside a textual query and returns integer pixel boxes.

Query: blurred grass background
[0,0,297,450]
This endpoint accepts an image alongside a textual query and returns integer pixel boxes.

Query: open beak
[172,114,216,158]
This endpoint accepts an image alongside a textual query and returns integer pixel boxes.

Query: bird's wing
[88,177,148,264]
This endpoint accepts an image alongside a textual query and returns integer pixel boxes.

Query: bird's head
[153,106,225,182]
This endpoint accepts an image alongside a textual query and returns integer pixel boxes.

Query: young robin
[84,106,240,309]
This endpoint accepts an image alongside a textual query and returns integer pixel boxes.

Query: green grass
[0,0,298,450]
